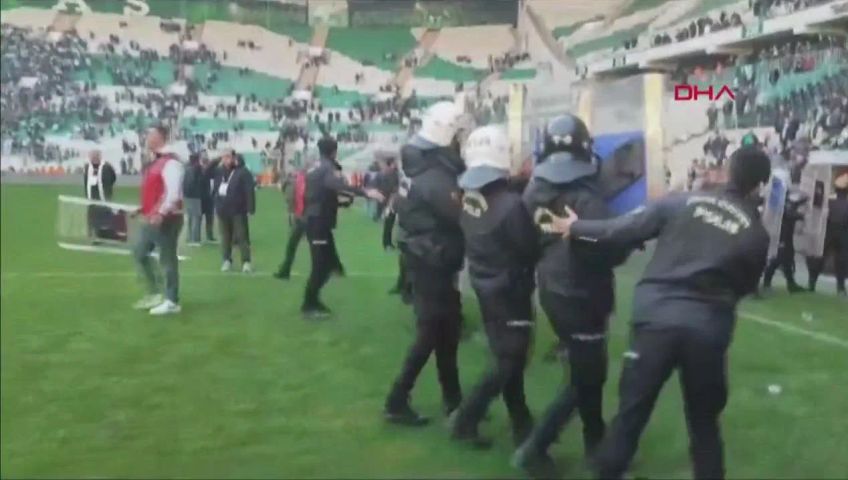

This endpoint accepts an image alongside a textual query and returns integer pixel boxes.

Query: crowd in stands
[690,35,847,144]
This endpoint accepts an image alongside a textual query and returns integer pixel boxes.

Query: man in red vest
[132,124,185,315]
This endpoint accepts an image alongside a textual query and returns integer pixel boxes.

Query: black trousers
[278,217,305,276]
[525,293,609,455]
[386,261,462,412]
[452,281,533,443]
[762,244,798,287]
[595,327,728,480]
[807,234,847,292]
[219,213,251,263]
[204,211,215,240]
[302,220,336,309]
[383,211,396,248]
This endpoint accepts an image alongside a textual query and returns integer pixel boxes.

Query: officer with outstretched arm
[549,146,772,479]
[300,137,384,318]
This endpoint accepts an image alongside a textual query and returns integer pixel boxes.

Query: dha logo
[673,85,735,102]
[52,0,149,16]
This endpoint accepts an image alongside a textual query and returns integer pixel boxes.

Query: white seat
[415,25,516,69]
[0,7,56,30]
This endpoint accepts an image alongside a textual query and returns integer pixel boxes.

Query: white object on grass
[768,384,783,395]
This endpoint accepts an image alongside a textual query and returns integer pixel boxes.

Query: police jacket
[828,188,848,244]
[523,176,629,314]
[304,156,362,230]
[396,143,465,272]
[571,188,769,347]
[460,180,538,294]
[779,192,805,246]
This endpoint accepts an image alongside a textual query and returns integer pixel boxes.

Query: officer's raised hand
[548,206,579,237]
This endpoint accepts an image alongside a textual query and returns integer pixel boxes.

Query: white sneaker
[149,300,182,315]
[133,294,163,310]
[221,260,232,272]
[242,262,253,274]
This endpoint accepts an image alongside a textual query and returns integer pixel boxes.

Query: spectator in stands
[707,103,719,130]
[703,131,731,166]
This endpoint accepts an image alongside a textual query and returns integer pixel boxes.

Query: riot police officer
[514,114,630,470]
[384,101,469,426]
[448,126,537,448]
[549,146,771,479]
[762,182,806,293]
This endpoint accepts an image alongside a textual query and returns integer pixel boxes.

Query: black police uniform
[450,179,538,446]
[384,140,465,422]
[517,116,630,464]
[807,187,848,294]
[301,155,364,314]
[762,192,804,292]
[584,188,769,479]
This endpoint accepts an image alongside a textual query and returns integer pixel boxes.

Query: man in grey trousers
[132,125,185,316]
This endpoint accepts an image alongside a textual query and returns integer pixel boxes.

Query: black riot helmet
[533,113,597,184]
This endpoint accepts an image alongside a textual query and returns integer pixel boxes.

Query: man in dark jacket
[807,171,848,295]
[300,137,383,317]
[514,114,630,471]
[384,101,469,426]
[551,146,771,479]
[762,188,806,292]
[83,149,117,201]
[449,126,537,449]
[200,156,217,242]
[214,150,256,273]
[183,153,205,245]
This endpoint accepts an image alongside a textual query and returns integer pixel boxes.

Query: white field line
[739,312,848,350]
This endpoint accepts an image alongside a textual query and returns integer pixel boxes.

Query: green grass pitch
[1,184,847,478]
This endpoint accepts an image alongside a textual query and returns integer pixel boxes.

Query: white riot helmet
[416,101,465,147]
[458,125,511,190]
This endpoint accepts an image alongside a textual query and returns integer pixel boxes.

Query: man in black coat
[552,146,771,479]
[300,137,383,317]
[83,149,117,201]
[200,156,217,242]
[183,153,205,245]
[807,171,848,295]
[214,150,256,273]
[384,101,469,426]
[514,114,631,471]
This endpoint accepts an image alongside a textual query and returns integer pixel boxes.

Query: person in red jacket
[132,125,185,315]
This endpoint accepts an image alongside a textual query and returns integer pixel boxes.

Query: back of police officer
[515,114,630,470]
[384,102,468,425]
[553,146,771,479]
[448,126,538,448]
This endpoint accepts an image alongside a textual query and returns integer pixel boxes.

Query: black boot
[787,281,805,293]
[449,411,492,450]
[384,399,430,427]
[273,269,291,280]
